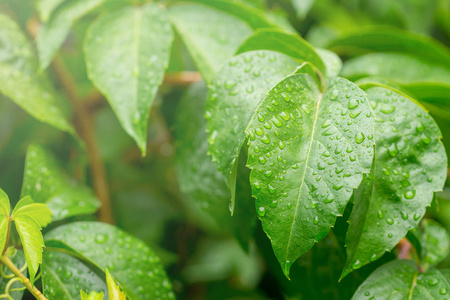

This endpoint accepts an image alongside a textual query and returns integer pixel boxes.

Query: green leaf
[206,50,300,205]
[352,260,450,299]
[0,13,75,135]
[168,3,253,82]
[36,0,65,22]
[343,85,447,278]
[0,249,27,300]
[341,53,450,85]
[14,203,52,228]
[0,189,10,255]
[21,145,100,221]
[42,251,107,300]
[291,0,315,18]
[174,81,256,248]
[45,222,175,300]
[246,74,374,277]
[328,28,450,69]
[80,291,104,300]
[422,219,450,268]
[316,48,342,80]
[84,3,173,154]
[106,269,126,300]
[36,0,105,70]
[0,188,11,216]
[13,214,45,284]
[236,29,327,76]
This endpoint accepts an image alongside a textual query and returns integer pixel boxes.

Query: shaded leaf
[45,222,175,300]
[0,249,27,300]
[0,189,10,255]
[84,3,173,154]
[37,0,105,70]
[343,85,447,278]
[168,3,253,82]
[21,145,100,221]
[291,0,315,18]
[422,219,450,268]
[106,269,126,300]
[206,50,300,205]
[246,74,374,277]
[0,13,75,135]
[352,260,450,299]
[42,251,107,300]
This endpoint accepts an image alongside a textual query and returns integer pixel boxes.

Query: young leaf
[422,219,450,268]
[236,29,326,76]
[343,86,447,278]
[352,260,450,299]
[206,50,300,205]
[168,3,253,82]
[84,3,173,154]
[0,249,27,300]
[36,0,105,70]
[42,251,107,300]
[106,269,126,299]
[80,291,104,300]
[0,13,75,135]
[45,222,175,300]
[246,74,374,277]
[21,145,100,221]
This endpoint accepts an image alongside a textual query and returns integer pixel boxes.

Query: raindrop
[258,207,266,217]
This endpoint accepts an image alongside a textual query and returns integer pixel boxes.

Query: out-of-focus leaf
[45,222,175,300]
[0,189,10,259]
[0,13,75,135]
[106,269,126,300]
[206,50,299,207]
[291,0,315,19]
[37,0,105,70]
[236,29,326,76]
[352,260,450,299]
[316,48,342,80]
[169,3,253,83]
[0,249,27,300]
[84,3,173,154]
[343,85,447,278]
[21,145,100,221]
[36,0,65,22]
[247,74,374,277]
[328,28,450,69]
[422,219,450,268]
[42,251,107,300]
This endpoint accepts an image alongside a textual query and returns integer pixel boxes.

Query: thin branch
[0,256,47,300]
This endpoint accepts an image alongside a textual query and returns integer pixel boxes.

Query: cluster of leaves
[1,0,450,299]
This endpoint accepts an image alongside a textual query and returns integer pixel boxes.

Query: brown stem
[0,256,47,300]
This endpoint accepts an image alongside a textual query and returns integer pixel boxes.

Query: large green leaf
[36,0,65,22]
[352,260,450,299]
[45,222,175,300]
[21,145,100,221]
[42,251,107,300]
[174,81,256,248]
[168,3,253,82]
[0,13,74,135]
[84,3,173,154]
[328,28,450,69]
[206,50,300,205]
[421,219,450,268]
[246,74,374,277]
[37,0,105,70]
[236,29,326,76]
[343,85,447,278]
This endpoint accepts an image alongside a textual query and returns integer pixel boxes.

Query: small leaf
[343,85,447,278]
[236,29,326,76]
[80,291,104,300]
[246,74,374,277]
[0,188,11,216]
[168,3,253,82]
[0,13,75,135]
[84,3,173,154]
[206,50,300,204]
[106,269,126,300]
[45,222,175,300]
[422,219,450,268]
[43,251,107,300]
[37,0,105,70]
[352,260,450,299]
[21,145,100,221]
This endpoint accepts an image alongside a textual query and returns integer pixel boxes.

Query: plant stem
[0,256,47,300]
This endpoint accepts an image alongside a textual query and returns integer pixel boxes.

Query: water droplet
[388,233,393,238]
[224,80,236,90]
[259,157,267,164]
[380,106,395,114]
[322,120,332,128]
[333,184,343,190]
[258,207,266,217]
[318,162,326,170]
[440,288,448,295]
[388,144,398,157]
[258,114,265,122]
[378,210,383,219]
[280,112,290,121]
[261,136,271,144]
[272,116,283,127]
[330,90,339,100]
[386,218,394,225]
[268,184,276,194]
[281,92,291,102]
[404,190,415,199]
[255,127,264,136]
[348,99,359,109]
[355,132,365,144]
[429,278,439,286]
[364,291,370,297]
[313,216,319,225]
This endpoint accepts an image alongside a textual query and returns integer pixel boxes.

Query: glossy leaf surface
[106,269,126,300]
[45,222,175,300]
[343,86,447,278]
[84,3,173,153]
[247,74,374,277]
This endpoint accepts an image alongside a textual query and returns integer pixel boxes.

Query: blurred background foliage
[0,0,450,299]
